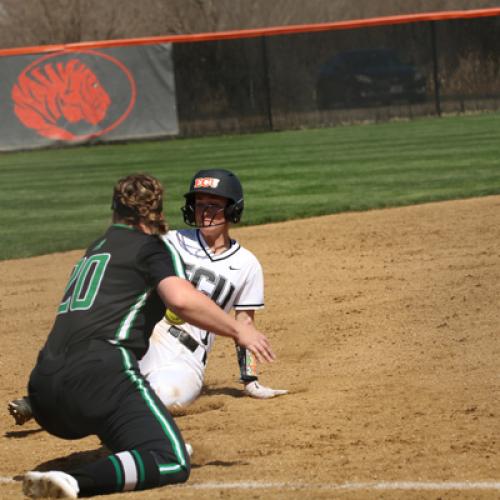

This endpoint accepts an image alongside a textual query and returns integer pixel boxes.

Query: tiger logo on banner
[11,50,136,141]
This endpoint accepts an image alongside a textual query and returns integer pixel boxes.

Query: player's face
[194,193,228,228]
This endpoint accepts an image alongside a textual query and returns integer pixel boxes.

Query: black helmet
[182,169,244,226]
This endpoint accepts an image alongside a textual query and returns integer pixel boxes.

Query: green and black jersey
[44,224,185,359]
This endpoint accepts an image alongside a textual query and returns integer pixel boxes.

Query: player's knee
[154,385,197,412]
[176,463,190,483]
[150,382,180,409]
[153,445,191,480]
[134,445,190,489]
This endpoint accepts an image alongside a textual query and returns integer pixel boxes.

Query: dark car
[316,48,427,109]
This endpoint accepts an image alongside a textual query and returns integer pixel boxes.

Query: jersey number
[58,253,111,314]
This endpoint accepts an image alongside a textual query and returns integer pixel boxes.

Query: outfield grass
[1,112,500,260]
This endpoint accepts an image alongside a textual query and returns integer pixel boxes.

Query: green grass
[1,112,500,260]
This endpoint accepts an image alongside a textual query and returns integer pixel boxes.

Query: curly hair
[112,173,167,235]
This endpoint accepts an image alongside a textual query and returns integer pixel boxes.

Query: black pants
[28,340,190,497]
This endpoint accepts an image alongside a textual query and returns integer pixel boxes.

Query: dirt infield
[1,196,499,499]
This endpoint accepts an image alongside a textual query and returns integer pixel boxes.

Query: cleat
[8,397,33,425]
[23,471,79,498]
[186,442,193,457]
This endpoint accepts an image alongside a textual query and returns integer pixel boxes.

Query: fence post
[260,36,274,131]
[430,21,442,117]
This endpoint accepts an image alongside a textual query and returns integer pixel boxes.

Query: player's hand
[244,381,288,399]
[235,324,275,363]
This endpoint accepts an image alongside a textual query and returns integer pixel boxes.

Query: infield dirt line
[3,476,500,490]
[186,480,500,491]
[3,477,500,491]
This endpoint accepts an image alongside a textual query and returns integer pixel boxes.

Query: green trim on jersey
[112,223,136,231]
[114,290,151,342]
[108,455,124,491]
[161,238,186,279]
[117,347,187,474]
[131,449,146,488]
[92,238,107,251]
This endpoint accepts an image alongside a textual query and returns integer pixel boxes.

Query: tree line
[0,0,499,49]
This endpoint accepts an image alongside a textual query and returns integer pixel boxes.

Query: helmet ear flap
[182,196,196,226]
[225,199,244,223]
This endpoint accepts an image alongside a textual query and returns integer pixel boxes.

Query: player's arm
[234,309,288,399]
[157,276,275,363]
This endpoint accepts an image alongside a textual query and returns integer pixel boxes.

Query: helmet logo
[194,177,220,189]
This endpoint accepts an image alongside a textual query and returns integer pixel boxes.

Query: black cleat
[8,396,33,425]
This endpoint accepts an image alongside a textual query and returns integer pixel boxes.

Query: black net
[435,17,500,113]
[173,15,500,136]
[265,22,433,129]
[173,38,270,135]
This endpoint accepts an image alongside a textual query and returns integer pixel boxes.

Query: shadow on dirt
[30,447,109,471]
[191,459,249,469]
[26,446,248,471]
[201,386,244,398]
[5,428,44,438]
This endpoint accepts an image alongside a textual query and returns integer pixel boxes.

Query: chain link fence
[174,15,500,136]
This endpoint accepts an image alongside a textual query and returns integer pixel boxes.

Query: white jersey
[165,228,264,353]
[139,228,264,410]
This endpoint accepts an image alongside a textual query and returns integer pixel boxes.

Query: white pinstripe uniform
[139,228,264,410]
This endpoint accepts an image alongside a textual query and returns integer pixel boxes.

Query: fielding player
[9,169,286,431]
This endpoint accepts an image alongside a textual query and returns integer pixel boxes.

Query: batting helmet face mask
[182,169,244,227]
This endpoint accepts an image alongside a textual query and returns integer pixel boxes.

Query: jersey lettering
[185,264,235,308]
[58,253,111,314]
[200,330,210,346]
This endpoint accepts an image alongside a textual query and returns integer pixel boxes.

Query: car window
[346,50,402,69]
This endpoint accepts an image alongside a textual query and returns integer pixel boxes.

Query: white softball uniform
[139,228,264,411]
